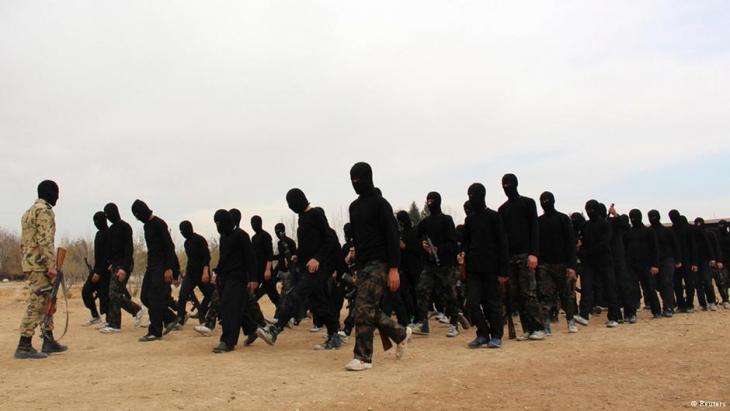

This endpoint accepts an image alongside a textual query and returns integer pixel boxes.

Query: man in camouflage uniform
[15,180,68,359]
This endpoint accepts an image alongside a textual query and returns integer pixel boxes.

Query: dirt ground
[0,283,728,411]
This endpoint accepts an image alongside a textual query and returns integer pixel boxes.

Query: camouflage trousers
[508,254,544,333]
[415,265,459,326]
[19,271,52,337]
[107,270,142,329]
[536,263,576,322]
[353,261,408,363]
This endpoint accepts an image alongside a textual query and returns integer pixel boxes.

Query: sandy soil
[0,282,728,411]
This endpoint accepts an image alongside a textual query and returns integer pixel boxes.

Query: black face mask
[131,200,152,222]
[343,222,354,242]
[719,221,728,233]
[286,188,309,214]
[463,201,472,216]
[455,225,464,243]
[274,223,286,240]
[571,212,586,232]
[502,173,519,199]
[598,203,607,219]
[426,192,442,215]
[540,191,555,213]
[668,209,681,225]
[585,200,600,221]
[648,210,661,228]
[619,214,630,228]
[251,216,263,233]
[179,220,193,239]
[350,162,375,195]
[467,183,486,212]
[396,211,411,231]
[37,180,59,207]
[695,217,704,228]
[104,203,121,224]
[229,209,241,229]
[629,209,643,228]
[93,211,108,231]
[214,209,234,235]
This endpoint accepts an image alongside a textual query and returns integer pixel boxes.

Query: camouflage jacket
[21,198,56,272]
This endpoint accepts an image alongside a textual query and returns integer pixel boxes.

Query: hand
[291,255,299,264]
[264,269,272,281]
[400,240,406,250]
[691,265,698,273]
[650,267,659,276]
[47,268,57,283]
[116,269,127,282]
[163,269,173,283]
[497,276,509,286]
[202,272,210,284]
[211,273,217,284]
[718,262,724,270]
[345,248,356,265]
[91,273,100,284]
[576,239,582,251]
[566,268,577,281]
[608,205,617,217]
[710,260,717,268]
[422,241,436,255]
[248,281,258,292]
[675,262,682,269]
[388,268,400,292]
[174,278,181,287]
[306,258,320,273]
[527,255,538,271]
[283,259,289,269]
[457,252,465,266]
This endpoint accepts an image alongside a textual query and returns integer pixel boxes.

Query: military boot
[42,331,68,354]
[15,336,48,359]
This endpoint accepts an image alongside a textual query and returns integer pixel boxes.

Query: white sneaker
[438,314,451,325]
[573,315,589,326]
[568,320,578,333]
[516,332,531,341]
[723,302,730,310]
[446,325,459,337]
[529,331,545,340]
[194,325,213,337]
[134,308,148,328]
[94,321,109,330]
[345,358,373,372]
[396,327,412,360]
[309,325,321,333]
[709,303,718,311]
[99,326,121,334]
[606,320,619,328]
[82,317,101,327]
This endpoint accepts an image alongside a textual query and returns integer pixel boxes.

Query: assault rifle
[500,280,516,340]
[424,236,441,267]
[36,247,69,340]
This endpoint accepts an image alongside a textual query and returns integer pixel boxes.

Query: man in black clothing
[497,174,544,340]
[177,221,213,326]
[577,200,621,328]
[715,220,730,309]
[410,191,461,338]
[462,183,508,348]
[131,200,178,341]
[625,209,661,318]
[81,212,111,326]
[648,210,681,316]
[257,189,342,350]
[606,209,636,322]
[693,218,718,311]
[396,211,421,322]
[669,210,698,313]
[536,192,578,335]
[101,202,144,333]
[344,162,410,371]
[211,209,259,352]
[251,216,279,310]
[273,223,298,322]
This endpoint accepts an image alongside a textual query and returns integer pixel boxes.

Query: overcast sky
[1,1,729,245]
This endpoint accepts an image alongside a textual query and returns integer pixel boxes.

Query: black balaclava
[37,180,59,207]
[93,211,108,231]
[214,209,234,235]
[131,200,152,222]
[585,200,600,221]
[104,203,121,224]
[540,191,556,214]
[718,220,728,233]
[502,173,519,199]
[274,223,286,239]
[467,183,486,212]
[571,212,586,232]
[251,215,263,233]
[426,192,442,215]
[286,189,309,214]
[396,211,412,230]
[463,200,472,216]
[695,217,705,227]
[648,210,661,228]
[619,214,630,227]
[668,209,681,225]
[229,208,241,228]
[350,162,375,195]
[343,222,354,243]
[680,216,689,226]
[598,203,608,219]
[629,209,643,228]
[456,224,464,244]
[179,220,193,239]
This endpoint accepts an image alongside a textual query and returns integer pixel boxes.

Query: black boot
[42,331,68,354]
[15,336,48,359]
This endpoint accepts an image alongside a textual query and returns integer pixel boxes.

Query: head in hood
[647,210,661,228]
[131,200,152,222]
[214,209,234,235]
[718,220,728,233]
[540,191,556,214]
[426,192,442,215]
[585,200,600,221]
[229,208,241,228]
[37,180,59,207]
[571,212,586,232]
[179,220,194,239]
[502,173,519,199]
[274,223,286,239]
[343,222,354,242]
[104,203,121,224]
[251,215,263,233]
[467,183,486,212]
[286,188,309,214]
[668,209,681,226]
[93,211,108,231]
[694,217,705,227]
[629,209,643,228]
[350,162,375,195]
[396,211,412,230]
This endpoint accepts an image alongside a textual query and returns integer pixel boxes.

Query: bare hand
[91,273,100,284]
[248,281,258,292]
[400,240,406,250]
[202,273,210,284]
[388,268,400,292]
[650,267,659,276]
[710,260,717,268]
[173,278,181,287]
[306,258,320,273]
[457,252,465,266]
[116,269,127,282]
[291,255,299,264]
[719,262,724,270]
[422,241,436,255]
[675,262,682,269]
[691,265,698,273]
[527,255,538,271]
[498,276,509,286]
[163,269,173,283]
[566,268,577,281]
[264,269,272,281]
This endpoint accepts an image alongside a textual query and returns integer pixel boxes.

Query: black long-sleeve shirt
[252,230,274,282]
[93,229,110,276]
[184,233,210,278]
[349,192,400,268]
[538,210,577,269]
[609,217,629,266]
[652,225,681,262]
[142,216,177,274]
[672,223,696,266]
[107,219,134,273]
[708,230,723,263]
[416,213,457,267]
[400,226,423,276]
[276,236,297,267]
[717,229,730,264]
[296,207,337,267]
[625,225,659,268]
[580,219,612,265]
[693,226,716,263]
[217,228,257,283]
[462,208,509,275]
[498,196,539,257]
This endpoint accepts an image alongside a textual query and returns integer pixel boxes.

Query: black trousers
[141,269,176,337]
[255,278,281,307]
[82,272,109,318]
[613,260,637,318]
[579,262,620,321]
[674,262,696,309]
[382,289,410,326]
[219,279,243,346]
[629,263,661,315]
[466,272,503,339]
[275,265,339,335]
[657,258,676,311]
[177,274,214,323]
[696,262,717,307]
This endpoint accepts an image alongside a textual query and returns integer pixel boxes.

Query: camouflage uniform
[107,268,142,329]
[353,261,407,363]
[508,254,544,333]
[415,265,459,326]
[536,263,576,321]
[19,199,55,337]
